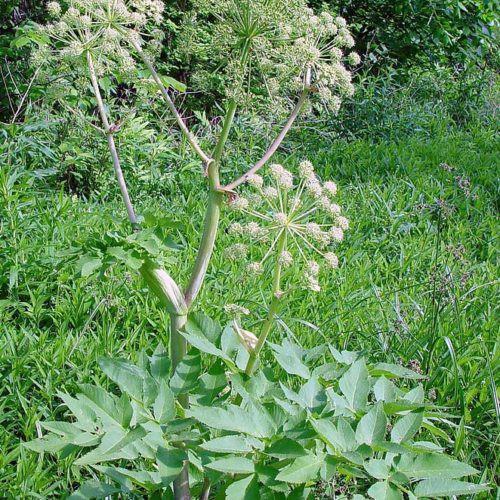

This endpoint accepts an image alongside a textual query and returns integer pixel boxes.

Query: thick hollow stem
[86,52,138,227]
[128,37,211,166]
[245,232,287,375]
[184,189,222,308]
[184,101,236,307]
[170,313,190,499]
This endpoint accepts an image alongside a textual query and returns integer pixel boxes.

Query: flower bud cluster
[228,159,349,293]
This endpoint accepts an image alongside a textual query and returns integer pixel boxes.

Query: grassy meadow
[1,101,498,496]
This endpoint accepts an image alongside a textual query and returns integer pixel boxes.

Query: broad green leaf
[98,358,157,404]
[40,421,82,437]
[77,255,102,277]
[187,403,276,438]
[186,312,222,344]
[150,344,170,381]
[179,326,231,362]
[339,359,369,411]
[414,478,489,497]
[391,411,423,443]
[310,419,347,452]
[355,403,387,445]
[75,427,144,465]
[156,447,187,485]
[153,381,175,424]
[68,480,121,499]
[23,434,72,453]
[367,481,402,500]
[404,385,425,403]
[364,459,390,480]
[159,74,187,93]
[405,441,443,453]
[200,435,255,454]
[337,418,358,451]
[78,385,125,428]
[371,363,424,379]
[275,452,323,484]
[94,465,161,489]
[206,457,255,474]
[191,364,227,406]
[383,401,426,415]
[329,346,359,365]
[265,438,307,459]
[58,392,97,431]
[399,453,478,479]
[320,455,339,481]
[225,474,259,500]
[170,352,201,394]
[373,377,398,402]
[298,377,326,411]
[270,342,310,379]
[221,324,249,371]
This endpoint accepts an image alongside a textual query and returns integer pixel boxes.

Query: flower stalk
[245,230,286,375]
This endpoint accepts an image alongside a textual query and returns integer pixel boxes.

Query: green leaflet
[364,459,391,480]
[373,377,398,402]
[270,340,310,379]
[339,359,370,411]
[153,381,175,424]
[225,474,259,500]
[265,437,307,459]
[156,447,187,485]
[367,481,403,500]
[399,453,479,479]
[413,478,489,497]
[275,452,323,484]
[77,255,103,277]
[200,435,256,454]
[78,385,132,428]
[75,426,146,465]
[68,480,121,499]
[206,457,255,474]
[98,357,158,405]
[371,363,425,380]
[355,402,387,445]
[169,352,201,394]
[187,403,276,438]
[390,411,423,443]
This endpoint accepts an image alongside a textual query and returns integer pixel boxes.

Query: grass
[0,115,498,496]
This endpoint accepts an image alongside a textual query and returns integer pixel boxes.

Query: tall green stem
[245,231,287,375]
[184,101,237,308]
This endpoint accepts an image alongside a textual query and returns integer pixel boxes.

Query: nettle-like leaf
[25,315,488,498]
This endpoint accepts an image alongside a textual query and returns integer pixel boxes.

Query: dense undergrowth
[1,80,498,494]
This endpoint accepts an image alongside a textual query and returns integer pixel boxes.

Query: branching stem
[223,89,310,191]
[128,37,212,166]
[184,101,237,307]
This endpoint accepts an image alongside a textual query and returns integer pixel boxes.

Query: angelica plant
[22,1,488,498]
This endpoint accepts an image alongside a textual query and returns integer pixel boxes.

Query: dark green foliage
[312,0,498,69]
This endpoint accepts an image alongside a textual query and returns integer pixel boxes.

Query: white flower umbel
[34,0,165,87]
[229,159,349,293]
